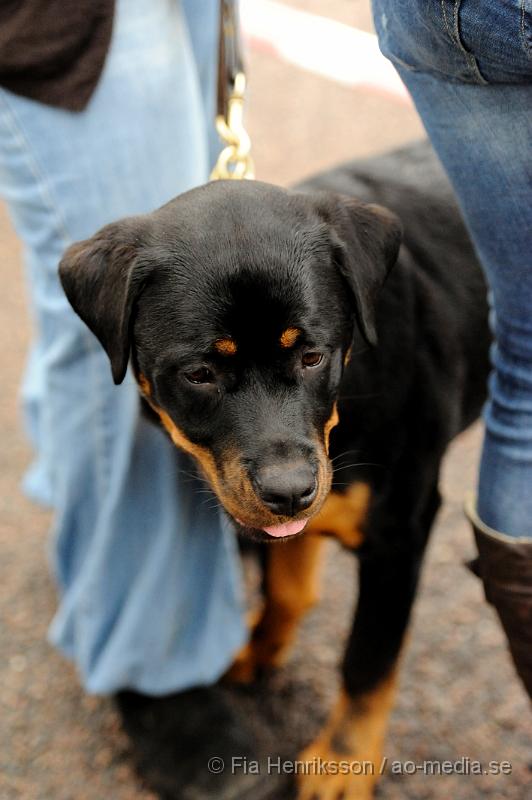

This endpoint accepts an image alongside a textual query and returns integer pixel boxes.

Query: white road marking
[240,0,411,103]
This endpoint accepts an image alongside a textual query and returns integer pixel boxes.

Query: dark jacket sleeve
[0,0,115,111]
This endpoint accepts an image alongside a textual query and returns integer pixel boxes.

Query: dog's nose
[253,462,317,517]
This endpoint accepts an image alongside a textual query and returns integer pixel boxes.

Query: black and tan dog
[59,142,490,799]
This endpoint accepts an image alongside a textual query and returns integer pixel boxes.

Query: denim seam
[441,0,488,84]
[452,0,489,85]
[440,0,454,42]
[521,0,531,55]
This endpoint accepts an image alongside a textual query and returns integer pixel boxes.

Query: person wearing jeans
[0,0,281,789]
[0,0,248,753]
[372,0,532,697]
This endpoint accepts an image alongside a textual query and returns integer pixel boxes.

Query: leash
[210,0,255,180]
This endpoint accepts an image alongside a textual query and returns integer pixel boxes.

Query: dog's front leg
[298,483,440,800]
[227,533,325,682]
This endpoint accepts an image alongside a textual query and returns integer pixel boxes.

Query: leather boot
[465,496,532,700]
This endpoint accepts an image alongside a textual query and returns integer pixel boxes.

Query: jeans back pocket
[455,0,532,84]
[372,0,532,85]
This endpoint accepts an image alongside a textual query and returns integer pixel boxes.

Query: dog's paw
[297,739,378,800]
[295,681,397,800]
[297,772,375,800]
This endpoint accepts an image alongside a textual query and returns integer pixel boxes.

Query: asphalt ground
[1,2,531,799]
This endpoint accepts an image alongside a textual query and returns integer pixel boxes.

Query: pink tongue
[262,519,308,538]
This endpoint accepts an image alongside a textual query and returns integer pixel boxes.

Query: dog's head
[59,180,401,540]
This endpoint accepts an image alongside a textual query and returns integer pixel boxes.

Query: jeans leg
[0,0,245,694]
[373,0,532,537]
[388,77,532,538]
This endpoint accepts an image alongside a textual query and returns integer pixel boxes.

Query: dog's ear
[314,195,402,346]
[59,217,151,384]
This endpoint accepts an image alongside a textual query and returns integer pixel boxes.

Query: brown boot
[465,496,532,700]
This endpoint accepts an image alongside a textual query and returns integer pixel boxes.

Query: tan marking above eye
[214,337,237,355]
[280,327,300,348]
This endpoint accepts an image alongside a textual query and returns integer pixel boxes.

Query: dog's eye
[184,367,214,385]
[302,352,323,368]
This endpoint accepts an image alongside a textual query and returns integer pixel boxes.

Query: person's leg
[373,0,532,537]
[389,77,532,538]
[0,0,245,695]
[372,0,532,695]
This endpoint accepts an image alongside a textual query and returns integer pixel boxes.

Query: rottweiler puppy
[59,142,491,799]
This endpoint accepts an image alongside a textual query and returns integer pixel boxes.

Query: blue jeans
[0,0,245,694]
[372,0,532,537]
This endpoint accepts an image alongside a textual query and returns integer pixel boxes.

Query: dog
[59,141,491,799]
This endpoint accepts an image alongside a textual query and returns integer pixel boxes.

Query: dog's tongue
[262,519,308,538]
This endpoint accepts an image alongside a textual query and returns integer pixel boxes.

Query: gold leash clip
[210,1,254,181]
[211,71,255,181]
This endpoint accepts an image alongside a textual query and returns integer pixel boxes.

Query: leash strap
[210,0,255,180]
